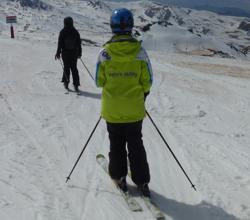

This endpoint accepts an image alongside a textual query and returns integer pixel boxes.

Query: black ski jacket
[56,26,82,57]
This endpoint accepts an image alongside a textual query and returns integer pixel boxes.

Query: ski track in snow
[1,37,250,220]
[0,5,250,219]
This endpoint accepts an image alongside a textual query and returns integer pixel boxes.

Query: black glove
[55,53,60,60]
[144,91,150,101]
[78,51,82,59]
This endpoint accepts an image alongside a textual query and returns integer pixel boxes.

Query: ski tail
[96,154,142,212]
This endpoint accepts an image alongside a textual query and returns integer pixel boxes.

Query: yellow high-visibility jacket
[95,35,153,123]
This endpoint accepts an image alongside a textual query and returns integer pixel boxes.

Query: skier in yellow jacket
[95,8,153,197]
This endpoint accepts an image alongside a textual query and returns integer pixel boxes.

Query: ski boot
[138,183,151,197]
[74,85,79,92]
[64,82,69,90]
[113,177,128,193]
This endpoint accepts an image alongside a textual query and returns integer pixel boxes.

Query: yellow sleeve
[95,62,106,87]
[140,60,153,93]
[95,49,109,87]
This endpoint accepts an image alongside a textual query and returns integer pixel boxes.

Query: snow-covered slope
[0,1,250,220]
[0,0,250,57]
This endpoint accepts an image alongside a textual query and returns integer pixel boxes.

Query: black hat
[64,17,73,27]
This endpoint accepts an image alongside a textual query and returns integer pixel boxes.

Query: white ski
[127,159,166,220]
[96,154,142,212]
[142,196,166,220]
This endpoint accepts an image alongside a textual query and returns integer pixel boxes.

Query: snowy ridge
[0,1,250,220]
[0,0,250,57]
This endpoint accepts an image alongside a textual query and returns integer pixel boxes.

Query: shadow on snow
[77,90,101,99]
[151,189,240,220]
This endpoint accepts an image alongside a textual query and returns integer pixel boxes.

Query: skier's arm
[139,48,153,93]
[55,31,63,59]
[77,31,82,58]
[95,49,109,87]
[141,61,153,93]
[95,63,105,87]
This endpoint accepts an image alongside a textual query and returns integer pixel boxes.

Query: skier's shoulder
[98,48,111,62]
[72,27,80,36]
[59,28,65,36]
[136,46,150,61]
[61,27,78,36]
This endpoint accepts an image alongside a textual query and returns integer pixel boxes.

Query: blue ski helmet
[110,8,134,34]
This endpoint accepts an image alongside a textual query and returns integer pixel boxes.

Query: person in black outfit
[55,17,82,91]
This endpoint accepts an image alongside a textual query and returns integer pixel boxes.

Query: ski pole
[80,58,95,81]
[66,116,102,183]
[146,110,197,191]
[59,58,69,83]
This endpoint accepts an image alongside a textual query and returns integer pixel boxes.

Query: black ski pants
[62,52,80,86]
[107,120,150,185]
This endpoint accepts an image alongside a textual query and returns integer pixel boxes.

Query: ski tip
[96,154,105,160]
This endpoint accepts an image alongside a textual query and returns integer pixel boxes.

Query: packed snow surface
[0,1,250,220]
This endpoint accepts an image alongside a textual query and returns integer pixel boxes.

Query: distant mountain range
[194,5,250,18]
[8,0,52,10]
[1,0,250,57]
[7,0,250,18]
[154,0,250,18]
